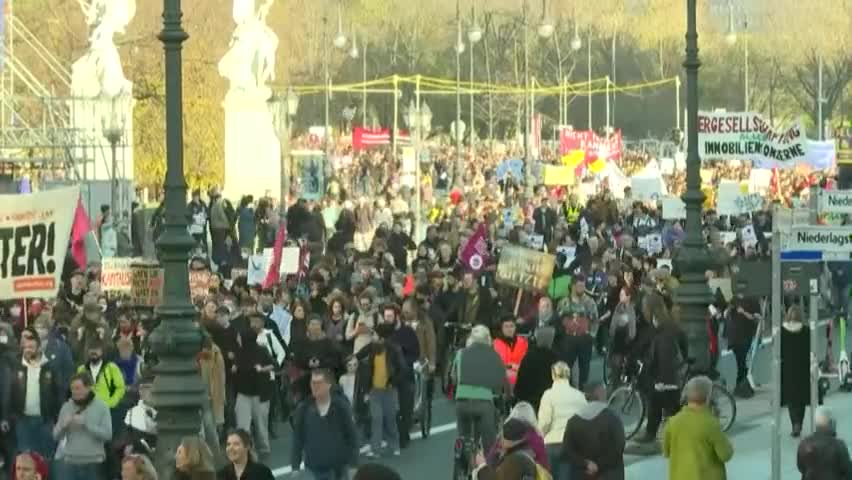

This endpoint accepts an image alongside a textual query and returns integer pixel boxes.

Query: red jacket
[493,336,529,386]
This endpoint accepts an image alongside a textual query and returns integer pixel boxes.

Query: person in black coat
[561,384,625,480]
[796,406,851,480]
[382,304,419,449]
[514,327,558,413]
[781,304,811,437]
[220,429,275,480]
[638,318,687,443]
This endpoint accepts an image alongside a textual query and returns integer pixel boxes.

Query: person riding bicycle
[453,325,510,453]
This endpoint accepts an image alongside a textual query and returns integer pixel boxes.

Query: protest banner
[101,258,136,293]
[697,111,835,168]
[130,262,164,307]
[0,187,79,300]
[496,246,555,292]
[717,180,764,216]
[560,129,623,160]
[661,196,686,220]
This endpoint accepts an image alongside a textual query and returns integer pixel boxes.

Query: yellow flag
[589,158,606,174]
[702,186,715,209]
[561,150,585,168]
[544,165,575,186]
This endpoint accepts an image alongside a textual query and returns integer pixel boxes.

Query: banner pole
[770,203,782,480]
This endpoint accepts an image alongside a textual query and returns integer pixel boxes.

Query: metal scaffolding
[1,7,129,182]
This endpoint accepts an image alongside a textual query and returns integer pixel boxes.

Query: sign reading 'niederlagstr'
[788,227,852,252]
[819,190,852,214]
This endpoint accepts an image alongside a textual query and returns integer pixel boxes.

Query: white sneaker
[363,449,378,458]
[393,450,401,457]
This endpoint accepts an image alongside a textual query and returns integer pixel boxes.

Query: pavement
[265,318,852,479]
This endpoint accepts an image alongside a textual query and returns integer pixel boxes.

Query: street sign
[819,190,852,214]
[787,227,852,252]
[780,251,823,261]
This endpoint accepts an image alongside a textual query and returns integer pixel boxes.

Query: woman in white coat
[538,361,588,480]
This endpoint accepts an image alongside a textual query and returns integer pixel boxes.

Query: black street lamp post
[150,0,205,474]
[675,0,713,372]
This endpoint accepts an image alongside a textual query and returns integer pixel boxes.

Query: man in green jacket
[663,376,733,480]
[77,341,126,416]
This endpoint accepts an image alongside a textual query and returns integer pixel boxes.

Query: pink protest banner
[560,129,623,160]
[458,223,491,272]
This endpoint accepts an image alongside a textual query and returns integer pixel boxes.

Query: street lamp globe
[334,33,347,49]
[422,103,433,132]
[538,20,554,39]
[349,45,359,58]
[286,87,299,117]
[455,41,465,54]
[725,31,737,45]
[570,34,582,51]
[468,25,482,44]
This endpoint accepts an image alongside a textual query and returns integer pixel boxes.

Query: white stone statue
[71,0,135,98]
[219,0,279,100]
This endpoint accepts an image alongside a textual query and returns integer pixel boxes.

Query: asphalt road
[266,318,847,480]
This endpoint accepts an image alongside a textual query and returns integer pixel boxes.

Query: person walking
[538,362,587,479]
[781,304,811,438]
[638,312,686,444]
[233,326,275,460]
[53,372,113,480]
[555,277,598,390]
[561,383,625,480]
[662,376,733,480]
[290,370,358,480]
[514,327,558,413]
[796,406,851,480]
[356,323,406,458]
[725,292,761,398]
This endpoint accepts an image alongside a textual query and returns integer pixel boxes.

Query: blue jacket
[291,392,358,472]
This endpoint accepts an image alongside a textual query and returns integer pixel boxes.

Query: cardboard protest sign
[717,181,764,216]
[189,270,212,300]
[496,246,555,292]
[101,258,137,293]
[130,262,164,307]
[0,187,78,300]
[631,177,665,202]
[661,196,686,220]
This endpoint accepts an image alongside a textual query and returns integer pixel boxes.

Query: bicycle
[413,361,434,438]
[441,323,473,395]
[452,395,508,480]
[608,359,737,441]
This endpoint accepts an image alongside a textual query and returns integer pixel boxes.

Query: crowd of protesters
[2,136,852,480]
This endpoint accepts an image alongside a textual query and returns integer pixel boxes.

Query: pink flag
[262,220,287,289]
[70,196,91,270]
[458,223,491,272]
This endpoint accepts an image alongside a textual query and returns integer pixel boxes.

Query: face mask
[0,334,7,344]
[9,306,21,317]
[100,304,108,313]
[36,328,49,340]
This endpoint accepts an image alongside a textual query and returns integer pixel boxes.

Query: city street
[269,319,851,479]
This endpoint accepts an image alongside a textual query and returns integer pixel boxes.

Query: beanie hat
[502,418,528,442]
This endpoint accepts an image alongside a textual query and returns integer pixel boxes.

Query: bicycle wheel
[441,349,456,395]
[608,385,646,441]
[602,352,610,386]
[452,439,470,480]
[421,400,432,438]
[710,384,737,432]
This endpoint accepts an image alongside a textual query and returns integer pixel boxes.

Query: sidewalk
[625,392,852,479]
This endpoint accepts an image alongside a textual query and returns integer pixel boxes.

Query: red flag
[70,196,91,270]
[262,220,287,289]
[402,274,415,297]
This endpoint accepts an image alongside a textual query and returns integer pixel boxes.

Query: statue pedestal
[223,92,281,201]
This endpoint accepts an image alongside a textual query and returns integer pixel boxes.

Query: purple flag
[459,223,491,272]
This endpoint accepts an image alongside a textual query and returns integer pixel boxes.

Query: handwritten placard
[718,181,763,216]
[130,263,164,307]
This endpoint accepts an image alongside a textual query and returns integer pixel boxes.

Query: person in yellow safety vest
[563,195,582,225]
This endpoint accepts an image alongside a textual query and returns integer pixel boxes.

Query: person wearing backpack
[473,418,552,480]
[290,369,359,480]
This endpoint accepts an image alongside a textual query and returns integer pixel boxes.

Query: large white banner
[0,187,79,299]
[698,111,835,169]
